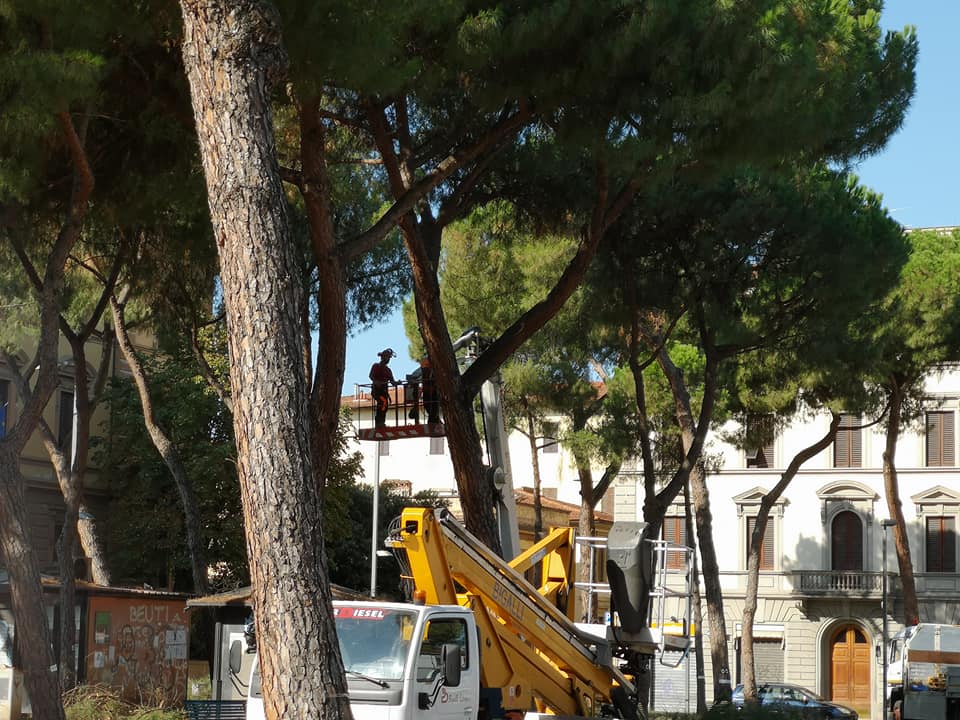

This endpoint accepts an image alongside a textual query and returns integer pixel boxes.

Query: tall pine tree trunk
[882,381,920,625]
[526,410,545,540]
[179,2,351,718]
[299,97,349,499]
[654,343,732,703]
[684,479,708,713]
[56,336,93,690]
[688,462,732,702]
[0,458,64,717]
[576,462,598,622]
[403,219,502,551]
[0,350,81,689]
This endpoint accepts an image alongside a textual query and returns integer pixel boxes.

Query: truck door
[415,617,477,720]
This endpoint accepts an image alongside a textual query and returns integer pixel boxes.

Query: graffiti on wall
[85,599,188,704]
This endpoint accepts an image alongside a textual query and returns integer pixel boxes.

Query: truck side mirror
[442,643,462,687]
[229,640,243,676]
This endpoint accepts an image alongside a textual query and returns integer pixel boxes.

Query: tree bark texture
[525,411,544,541]
[882,383,920,625]
[684,480,708,714]
[404,217,502,551]
[0,349,79,688]
[179,2,351,718]
[78,504,110,585]
[367,99,631,553]
[653,345,731,703]
[576,462,598,621]
[111,296,209,595]
[57,336,93,690]
[741,414,841,703]
[0,454,65,718]
[79,321,116,587]
[688,462,731,703]
[300,98,348,499]
[0,110,92,720]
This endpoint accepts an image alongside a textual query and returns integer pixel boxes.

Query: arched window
[831,511,863,571]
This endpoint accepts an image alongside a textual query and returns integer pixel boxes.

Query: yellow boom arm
[390,507,636,717]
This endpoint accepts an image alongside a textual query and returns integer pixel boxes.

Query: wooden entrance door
[830,625,871,715]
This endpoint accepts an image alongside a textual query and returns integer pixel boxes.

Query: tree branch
[340,104,531,262]
[191,323,233,414]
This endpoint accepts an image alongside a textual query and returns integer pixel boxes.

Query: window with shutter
[831,511,863,571]
[926,516,957,572]
[663,516,686,569]
[542,423,559,454]
[834,414,862,468]
[926,411,955,467]
[746,516,775,571]
[745,415,776,468]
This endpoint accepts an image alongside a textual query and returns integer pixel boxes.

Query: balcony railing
[794,571,890,595]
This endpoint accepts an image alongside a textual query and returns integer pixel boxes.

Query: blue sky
[344,0,957,387]
[855,0,958,229]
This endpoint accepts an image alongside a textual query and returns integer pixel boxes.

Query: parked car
[730,683,859,720]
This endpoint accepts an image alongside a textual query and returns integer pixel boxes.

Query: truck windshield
[335,607,416,682]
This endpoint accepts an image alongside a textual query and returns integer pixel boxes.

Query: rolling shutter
[754,638,785,684]
[650,649,695,713]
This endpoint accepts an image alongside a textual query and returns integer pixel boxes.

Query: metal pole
[370,442,381,598]
[70,389,79,471]
[587,538,595,622]
[881,519,896,720]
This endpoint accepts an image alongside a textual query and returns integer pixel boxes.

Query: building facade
[345,366,960,720]
[674,365,960,719]
[0,328,155,716]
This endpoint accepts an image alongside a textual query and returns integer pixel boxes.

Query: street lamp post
[881,519,897,720]
[370,440,381,598]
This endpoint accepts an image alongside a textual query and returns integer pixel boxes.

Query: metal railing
[574,532,694,665]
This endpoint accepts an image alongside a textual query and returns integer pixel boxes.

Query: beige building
[0,328,154,719]
[638,364,960,718]
[0,329,149,573]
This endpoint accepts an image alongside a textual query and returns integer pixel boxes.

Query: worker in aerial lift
[369,348,399,427]
[420,356,440,424]
[406,355,440,425]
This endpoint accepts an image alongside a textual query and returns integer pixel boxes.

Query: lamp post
[881,518,897,720]
[370,440,381,598]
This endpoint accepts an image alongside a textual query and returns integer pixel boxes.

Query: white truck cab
[246,601,478,720]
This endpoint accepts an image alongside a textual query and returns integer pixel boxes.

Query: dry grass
[63,685,186,720]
